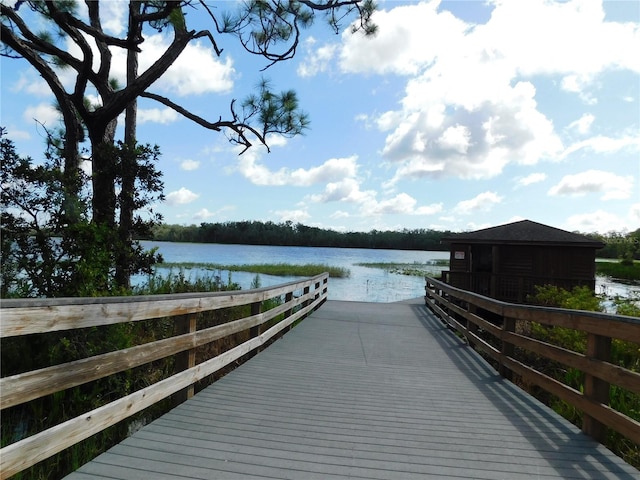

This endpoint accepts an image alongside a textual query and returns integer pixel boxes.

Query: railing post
[249,300,262,339]
[174,313,197,403]
[248,300,263,357]
[284,292,294,332]
[466,303,477,343]
[303,285,311,308]
[323,275,329,300]
[499,316,515,381]
[314,280,321,306]
[582,333,612,442]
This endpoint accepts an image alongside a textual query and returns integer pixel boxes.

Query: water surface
[139,241,448,302]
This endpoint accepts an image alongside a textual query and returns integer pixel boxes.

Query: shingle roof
[442,220,605,248]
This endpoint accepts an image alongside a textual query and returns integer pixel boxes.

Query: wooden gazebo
[441,220,604,303]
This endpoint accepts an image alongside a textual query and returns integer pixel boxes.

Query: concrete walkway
[66,299,638,479]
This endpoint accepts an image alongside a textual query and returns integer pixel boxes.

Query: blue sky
[2,0,639,234]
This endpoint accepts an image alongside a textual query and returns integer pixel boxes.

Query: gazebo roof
[442,220,604,248]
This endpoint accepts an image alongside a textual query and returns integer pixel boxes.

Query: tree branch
[0,4,84,71]
[86,0,112,93]
[140,92,267,153]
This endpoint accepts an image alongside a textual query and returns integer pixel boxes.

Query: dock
[64,299,638,479]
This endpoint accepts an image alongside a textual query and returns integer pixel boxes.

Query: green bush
[527,284,639,468]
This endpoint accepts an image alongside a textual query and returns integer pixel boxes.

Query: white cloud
[356,193,442,217]
[275,209,311,223]
[12,72,51,97]
[561,75,597,104]
[453,191,503,215]
[180,159,200,171]
[309,177,376,204]
[630,203,640,224]
[414,202,444,216]
[567,113,595,135]
[192,205,235,221]
[236,154,359,186]
[477,1,640,77]
[308,178,442,218]
[101,1,127,35]
[565,209,635,233]
[138,108,180,124]
[166,187,199,205]
[330,210,350,219]
[381,76,563,183]
[548,170,634,200]
[297,38,338,77]
[562,133,640,158]
[362,193,418,216]
[515,172,547,188]
[338,2,469,76]
[146,37,235,96]
[22,103,61,127]
[330,0,640,184]
[193,208,216,220]
[437,124,471,154]
[107,35,235,96]
[3,126,30,141]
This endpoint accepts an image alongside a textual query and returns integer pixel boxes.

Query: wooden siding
[64,299,638,480]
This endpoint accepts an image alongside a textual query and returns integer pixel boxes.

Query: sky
[1,0,639,234]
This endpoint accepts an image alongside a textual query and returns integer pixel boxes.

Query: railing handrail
[0,276,325,337]
[0,273,329,479]
[427,276,640,339]
[424,275,640,450]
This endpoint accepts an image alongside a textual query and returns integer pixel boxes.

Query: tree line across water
[151,221,640,260]
[152,221,452,251]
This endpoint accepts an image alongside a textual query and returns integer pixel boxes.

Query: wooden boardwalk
[65,299,638,480]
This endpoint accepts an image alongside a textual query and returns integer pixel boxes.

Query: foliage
[152,220,453,251]
[596,260,640,281]
[588,229,640,260]
[133,268,241,294]
[613,293,640,318]
[1,132,163,297]
[1,0,377,291]
[526,284,640,468]
[527,284,604,312]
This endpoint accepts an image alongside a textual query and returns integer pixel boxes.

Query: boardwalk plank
[65,299,638,479]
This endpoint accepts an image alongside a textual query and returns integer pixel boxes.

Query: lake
[138,241,449,302]
[138,241,639,305]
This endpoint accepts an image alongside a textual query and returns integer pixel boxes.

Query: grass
[596,260,640,281]
[156,262,350,278]
[355,260,449,277]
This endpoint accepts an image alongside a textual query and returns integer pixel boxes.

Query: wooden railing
[425,276,640,447]
[441,270,595,303]
[0,273,329,479]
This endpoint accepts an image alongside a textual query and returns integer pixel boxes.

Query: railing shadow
[409,303,637,479]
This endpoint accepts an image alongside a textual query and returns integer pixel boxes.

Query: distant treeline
[150,221,639,259]
[152,221,452,251]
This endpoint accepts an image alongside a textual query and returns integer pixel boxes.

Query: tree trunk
[115,0,142,290]
[60,109,84,226]
[88,118,118,292]
[90,121,118,228]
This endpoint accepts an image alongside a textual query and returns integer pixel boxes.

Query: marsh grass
[157,262,350,278]
[596,260,640,281]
